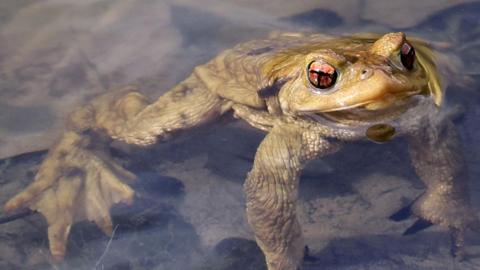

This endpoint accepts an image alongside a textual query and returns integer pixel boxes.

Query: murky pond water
[0,1,480,269]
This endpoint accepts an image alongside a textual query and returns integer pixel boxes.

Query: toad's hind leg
[4,74,230,262]
[98,74,231,145]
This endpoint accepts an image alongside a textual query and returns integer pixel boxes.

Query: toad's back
[191,33,338,108]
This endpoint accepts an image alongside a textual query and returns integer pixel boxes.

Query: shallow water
[0,1,480,269]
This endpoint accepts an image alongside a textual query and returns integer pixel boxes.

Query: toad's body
[4,32,478,270]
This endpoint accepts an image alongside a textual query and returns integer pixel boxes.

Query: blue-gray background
[0,1,479,269]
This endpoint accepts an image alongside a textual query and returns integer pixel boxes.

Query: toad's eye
[400,42,415,70]
[307,61,337,90]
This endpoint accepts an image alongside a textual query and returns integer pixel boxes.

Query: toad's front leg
[244,124,339,270]
[407,118,479,258]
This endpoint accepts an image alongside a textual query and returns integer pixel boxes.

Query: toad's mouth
[322,101,409,123]
[307,93,424,125]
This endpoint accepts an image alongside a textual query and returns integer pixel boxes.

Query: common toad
[4,32,478,270]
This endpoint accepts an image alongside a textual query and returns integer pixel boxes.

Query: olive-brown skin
[4,32,478,270]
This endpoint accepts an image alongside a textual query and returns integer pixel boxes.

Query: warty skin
[4,32,478,270]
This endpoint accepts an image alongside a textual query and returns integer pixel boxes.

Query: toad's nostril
[360,68,373,80]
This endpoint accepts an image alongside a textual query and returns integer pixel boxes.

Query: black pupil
[308,63,337,89]
[400,42,415,70]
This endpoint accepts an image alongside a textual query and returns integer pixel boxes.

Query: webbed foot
[391,192,479,259]
[3,131,136,261]
[389,198,434,235]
